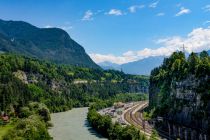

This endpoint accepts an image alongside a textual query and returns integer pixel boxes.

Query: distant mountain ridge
[99,50,210,75]
[98,61,121,71]
[99,56,164,75]
[0,19,99,68]
[121,56,164,75]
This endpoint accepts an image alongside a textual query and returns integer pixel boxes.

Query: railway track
[123,101,173,140]
[124,101,152,136]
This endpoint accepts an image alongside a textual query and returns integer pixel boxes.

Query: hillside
[0,19,99,69]
[0,53,149,113]
[149,51,210,139]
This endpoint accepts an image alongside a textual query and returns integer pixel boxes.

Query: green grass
[0,124,14,140]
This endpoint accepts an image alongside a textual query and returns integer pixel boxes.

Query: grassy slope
[0,124,14,140]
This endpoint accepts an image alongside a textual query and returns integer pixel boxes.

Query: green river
[48,107,107,140]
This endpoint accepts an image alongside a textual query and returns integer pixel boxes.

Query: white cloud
[44,24,73,31]
[156,12,165,16]
[128,5,145,13]
[82,10,94,21]
[44,25,53,28]
[106,9,123,16]
[89,53,134,64]
[157,27,210,53]
[175,7,191,16]
[202,5,210,12]
[149,1,159,8]
[203,21,210,25]
[89,27,210,64]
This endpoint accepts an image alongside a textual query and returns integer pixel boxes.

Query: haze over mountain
[121,56,164,75]
[99,56,164,75]
[0,19,99,69]
[99,49,210,75]
[98,61,121,71]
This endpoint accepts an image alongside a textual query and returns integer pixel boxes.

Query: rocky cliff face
[150,75,210,140]
[167,75,209,139]
[149,51,210,140]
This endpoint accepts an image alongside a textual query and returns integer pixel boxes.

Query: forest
[0,53,149,114]
[0,53,149,139]
[149,51,210,137]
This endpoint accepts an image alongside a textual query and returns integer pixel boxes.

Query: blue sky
[0,0,210,64]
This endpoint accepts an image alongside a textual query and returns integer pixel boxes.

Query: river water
[48,107,107,140]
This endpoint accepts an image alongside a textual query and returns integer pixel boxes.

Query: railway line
[124,101,152,136]
[123,101,173,140]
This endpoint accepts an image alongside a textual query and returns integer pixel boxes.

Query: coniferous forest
[149,51,210,138]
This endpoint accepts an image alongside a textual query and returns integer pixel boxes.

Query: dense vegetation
[0,53,149,114]
[0,19,99,68]
[90,93,148,111]
[87,99,148,140]
[2,102,51,140]
[149,51,210,135]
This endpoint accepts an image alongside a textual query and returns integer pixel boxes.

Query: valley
[0,16,209,140]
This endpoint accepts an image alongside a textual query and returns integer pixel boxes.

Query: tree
[149,130,159,140]
[3,115,51,140]
[188,52,199,74]
[200,51,209,60]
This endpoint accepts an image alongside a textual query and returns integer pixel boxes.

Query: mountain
[98,61,121,71]
[99,57,164,75]
[149,51,210,139]
[0,19,99,69]
[0,53,149,113]
[121,56,164,75]
[100,50,210,75]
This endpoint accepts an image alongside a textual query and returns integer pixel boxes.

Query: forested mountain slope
[149,51,210,139]
[0,53,149,113]
[0,19,99,68]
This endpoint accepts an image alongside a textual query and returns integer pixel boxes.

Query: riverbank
[48,107,107,140]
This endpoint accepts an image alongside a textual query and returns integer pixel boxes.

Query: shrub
[3,115,51,140]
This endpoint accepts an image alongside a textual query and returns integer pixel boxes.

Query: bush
[3,115,51,140]
[19,107,32,118]
[28,102,51,122]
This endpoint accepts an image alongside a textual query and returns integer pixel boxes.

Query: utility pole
[181,44,187,54]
